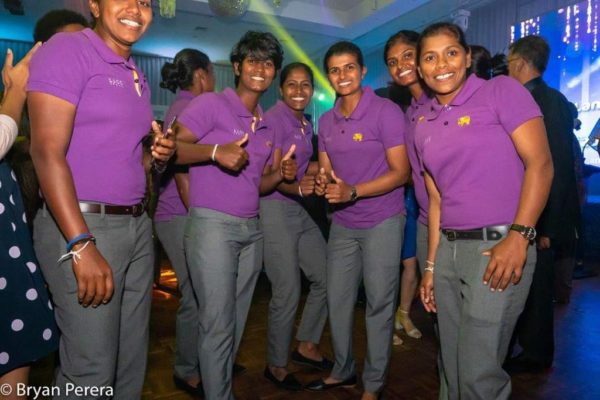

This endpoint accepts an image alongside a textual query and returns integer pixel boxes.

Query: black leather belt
[442,225,509,241]
[78,201,146,217]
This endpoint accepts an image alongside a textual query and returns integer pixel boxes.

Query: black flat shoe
[263,367,303,391]
[304,375,357,391]
[291,350,334,371]
[173,375,204,398]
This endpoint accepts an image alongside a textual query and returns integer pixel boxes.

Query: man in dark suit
[505,35,582,372]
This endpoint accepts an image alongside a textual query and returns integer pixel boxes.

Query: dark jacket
[525,77,581,241]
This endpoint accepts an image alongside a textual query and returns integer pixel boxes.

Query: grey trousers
[155,216,200,381]
[184,208,263,400]
[435,234,535,400]
[327,215,403,394]
[33,209,154,400]
[416,221,449,400]
[259,199,328,367]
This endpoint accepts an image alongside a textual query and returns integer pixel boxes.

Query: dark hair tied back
[160,48,211,93]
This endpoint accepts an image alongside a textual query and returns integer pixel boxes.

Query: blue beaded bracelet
[66,233,95,252]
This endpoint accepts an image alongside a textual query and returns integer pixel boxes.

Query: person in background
[305,41,409,400]
[381,30,426,345]
[416,22,552,399]
[175,31,296,400]
[260,62,332,392]
[0,42,57,400]
[157,48,215,396]
[505,35,581,373]
[7,9,88,229]
[469,45,492,79]
[491,53,509,77]
[27,0,175,397]
[33,8,89,43]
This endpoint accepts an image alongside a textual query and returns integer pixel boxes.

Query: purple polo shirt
[262,100,314,203]
[405,93,431,225]
[318,86,406,229]
[27,29,152,205]
[178,88,274,218]
[154,90,194,222]
[414,75,542,230]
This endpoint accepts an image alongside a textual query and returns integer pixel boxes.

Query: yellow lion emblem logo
[353,133,363,142]
[457,116,471,126]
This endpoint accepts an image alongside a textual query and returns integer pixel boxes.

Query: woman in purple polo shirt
[415,22,552,399]
[27,0,175,398]
[260,62,332,391]
[383,30,428,342]
[174,31,296,400]
[306,41,409,400]
[157,48,215,396]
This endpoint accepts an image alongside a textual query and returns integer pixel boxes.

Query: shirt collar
[524,76,544,92]
[82,28,135,67]
[177,90,196,101]
[223,87,266,127]
[275,100,308,129]
[426,74,484,120]
[333,86,375,121]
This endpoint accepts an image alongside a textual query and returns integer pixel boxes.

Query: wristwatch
[349,186,358,202]
[509,224,537,241]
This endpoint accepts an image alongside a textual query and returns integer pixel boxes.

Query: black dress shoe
[263,367,303,391]
[233,363,246,376]
[291,350,334,371]
[173,375,204,398]
[304,375,357,391]
[504,355,551,374]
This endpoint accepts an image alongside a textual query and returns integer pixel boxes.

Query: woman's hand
[315,167,328,196]
[299,174,316,196]
[1,42,41,101]
[324,170,353,203]
[214,133,249,171]
[419,272,436,313]
[71,242,114,308]
[150,120,177,163]
[279,144,297,181]
[482,232,529,291]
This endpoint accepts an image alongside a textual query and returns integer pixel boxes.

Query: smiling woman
[414,22,553,400]
[26,0,176,398]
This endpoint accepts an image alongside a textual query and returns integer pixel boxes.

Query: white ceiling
[0,0,496,63]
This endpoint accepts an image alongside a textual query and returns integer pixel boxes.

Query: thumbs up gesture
[213,133,249,172]
[315,167,329,196]
[325,170,353,203]
[279,144,297,181]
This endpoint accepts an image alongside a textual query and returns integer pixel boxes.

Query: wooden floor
[29,260,600,400]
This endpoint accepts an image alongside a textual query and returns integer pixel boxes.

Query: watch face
[524,227,537,240]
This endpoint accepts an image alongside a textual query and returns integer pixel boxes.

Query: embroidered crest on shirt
[108,78,124,88]
[417,116,425,123]
[352,133,363,142]
[457,116,471,126]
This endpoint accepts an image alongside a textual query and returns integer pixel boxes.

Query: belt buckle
[132,203,145,217]
[446,230,457,241]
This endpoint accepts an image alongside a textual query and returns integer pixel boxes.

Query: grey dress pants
[184,208,263,400]
[327,214,403,394]
[34,209,154,400]
[155,215,200,381]
[434,234,535,400]
[259,199,328,367]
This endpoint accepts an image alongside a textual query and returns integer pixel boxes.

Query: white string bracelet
[211,144,219,162]
[57,240,93,264]
[298,185,303,197]
[424,260,435,273]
